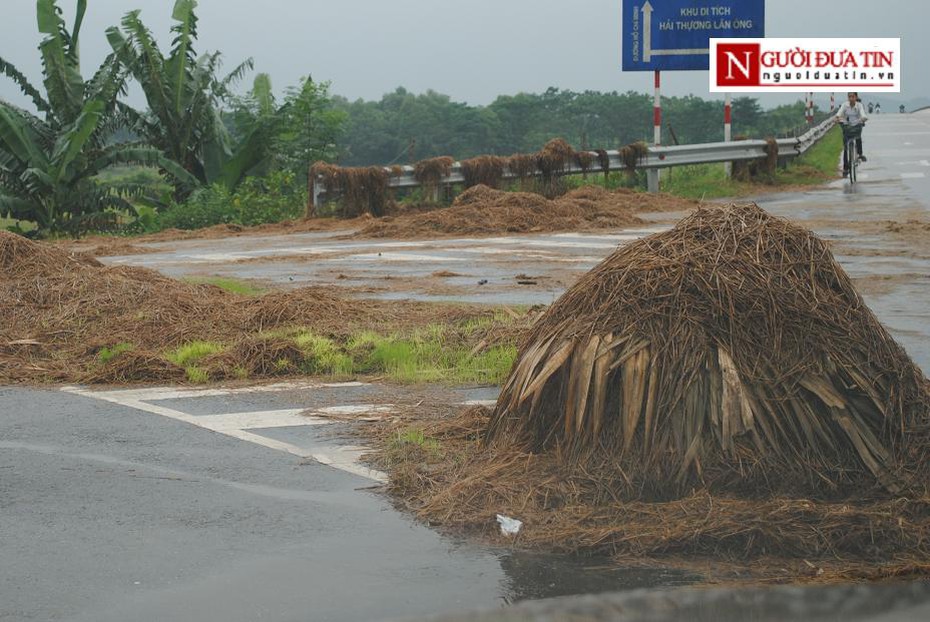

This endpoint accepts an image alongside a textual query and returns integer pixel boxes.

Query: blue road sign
[622,0,765,71]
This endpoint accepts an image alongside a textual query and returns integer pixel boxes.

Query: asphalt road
[0,384,692,622]
[0,385,501,621]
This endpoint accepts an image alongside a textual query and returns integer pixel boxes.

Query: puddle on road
[497,551,698,603]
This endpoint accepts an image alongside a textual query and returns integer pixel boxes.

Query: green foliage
[293,331,354,376]
[353,326,517,384]
[167,340,224,367]
[97,342,134,364]
[0,0,194,233]
[777,125,843,181]
[389,428,441,456]
[335,87,825,166]
[227,75,345,187]
[107,0,256,190]
[184,365,209,383]
[272,77,346,184]
[183,276,264,296]
[166,340,222,383]
[657,126,843,200]
[155,184,233,229]
[155,169,305,230]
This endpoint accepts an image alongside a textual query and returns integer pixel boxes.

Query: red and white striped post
[724,92,732,177]
[653,70,662,145]
[648,70,661,192]
[807,92,814,125]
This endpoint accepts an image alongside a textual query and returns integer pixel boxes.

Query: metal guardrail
[309,116,835,208]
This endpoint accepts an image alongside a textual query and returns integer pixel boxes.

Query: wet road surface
[0,383,694,622]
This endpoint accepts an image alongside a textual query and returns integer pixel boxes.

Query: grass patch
[138,312,525,386]
[774,125,843,183]
[564,127,844,201]
[383,427,444,467]
[184,365,210,383]
[1,217,38,234]
[360,326,517,384]
[184,276,266,296]
[97,342,134,364]
[167,340,225,367]
[658,127,843,200]
[293,330,355,376]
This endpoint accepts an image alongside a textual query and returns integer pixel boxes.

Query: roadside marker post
[724,92,733,177]
[648,70,662,193]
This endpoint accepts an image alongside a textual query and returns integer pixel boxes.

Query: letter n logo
[716,43,760,87]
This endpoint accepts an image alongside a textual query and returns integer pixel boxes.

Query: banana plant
[107,0,261,190]
[0,0,196,233]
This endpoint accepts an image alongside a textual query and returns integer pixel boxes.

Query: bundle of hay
[489,203,930,500]
[351,184,699,238]
[310,162,390,217]
[0,231,386,383]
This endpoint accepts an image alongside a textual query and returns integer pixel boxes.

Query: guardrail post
[306,176,322,219]
[646,169,660,193]
[305,165,316,219]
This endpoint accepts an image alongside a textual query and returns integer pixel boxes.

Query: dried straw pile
[413,156,454,191]
[355,185,695,239]
[0,231,458,384]
[373,205,930,572]
[310,162,390,217]
[489,203,930,500]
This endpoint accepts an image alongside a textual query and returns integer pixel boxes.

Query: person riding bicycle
[835,91,868,177]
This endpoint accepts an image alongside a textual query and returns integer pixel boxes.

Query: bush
[156,185,235,230]
[235,171,306,226]
[155,171,306,230]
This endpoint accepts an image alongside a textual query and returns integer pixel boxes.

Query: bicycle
[840,122,864,184]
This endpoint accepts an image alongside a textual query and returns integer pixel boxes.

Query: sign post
[623,0,765,190]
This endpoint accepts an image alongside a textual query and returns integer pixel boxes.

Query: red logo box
[716,43,761,87]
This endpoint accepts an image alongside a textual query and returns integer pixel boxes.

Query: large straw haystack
[489,204,930,500]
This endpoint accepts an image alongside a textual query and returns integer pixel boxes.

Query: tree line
[333,88,814,167]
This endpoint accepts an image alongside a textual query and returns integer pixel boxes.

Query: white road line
[901,172,926,179]
[61,381,367,402]
[193,409,327,431]
[61,385,387,483]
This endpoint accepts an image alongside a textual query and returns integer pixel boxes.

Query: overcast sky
[0,0,925,110]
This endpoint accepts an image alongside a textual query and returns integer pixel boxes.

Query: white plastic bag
[496,514,523,536]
